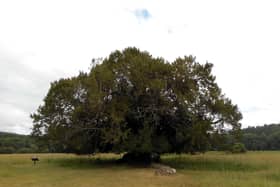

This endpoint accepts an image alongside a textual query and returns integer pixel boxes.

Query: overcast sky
[1,0,280,134]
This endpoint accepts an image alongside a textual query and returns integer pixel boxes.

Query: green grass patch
[161,154,266,172]
[0,152,278,187]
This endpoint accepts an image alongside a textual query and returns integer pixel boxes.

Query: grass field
[0,152,279,187]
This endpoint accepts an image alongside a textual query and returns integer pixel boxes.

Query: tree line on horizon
[0,132,47,154]
[241,124,280,150]
[1,123,280,153]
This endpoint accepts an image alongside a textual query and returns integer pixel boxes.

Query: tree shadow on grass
[161,156,267,172]
[265,173,280,181]
[46,155,267,172]
[49,156,150,170]
[49,157,118,169]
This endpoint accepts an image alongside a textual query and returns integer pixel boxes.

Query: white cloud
[1,0,280,134]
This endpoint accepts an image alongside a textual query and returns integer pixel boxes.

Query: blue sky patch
[134,9,151,21]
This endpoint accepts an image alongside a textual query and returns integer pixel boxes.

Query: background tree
[31,47,242,162]
[0,132,42,154]
[241,124,280,150]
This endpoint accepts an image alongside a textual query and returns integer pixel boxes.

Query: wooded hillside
[0,132,46,153]
[241,124,280,150]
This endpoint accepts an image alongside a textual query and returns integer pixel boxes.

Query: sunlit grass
[0,152,280,187]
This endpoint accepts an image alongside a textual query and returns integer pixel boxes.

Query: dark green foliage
[243,124,280,135]
[241,124,280,150]
[0,146,15,154]
[230,143,247,153]
[209,123,280,151]
[31,47,242,157]
[0,132,43,153]
[209,131,233,151]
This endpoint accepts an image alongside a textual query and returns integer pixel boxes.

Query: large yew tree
[31,47,242,158]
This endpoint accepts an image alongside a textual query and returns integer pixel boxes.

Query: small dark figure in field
[31,157,39,165]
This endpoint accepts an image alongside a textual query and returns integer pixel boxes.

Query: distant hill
[0,131,41,153]
[0,131,26,137]
[242,124,280,135]
[241,124,280,150]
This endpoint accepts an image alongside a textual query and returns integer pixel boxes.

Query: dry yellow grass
[0,152,279,187]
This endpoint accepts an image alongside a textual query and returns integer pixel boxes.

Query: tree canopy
[31,47,242,156]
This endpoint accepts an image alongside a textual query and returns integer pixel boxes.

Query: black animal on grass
[31,157,39,165]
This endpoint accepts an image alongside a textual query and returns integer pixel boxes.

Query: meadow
[0,152,279,187]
